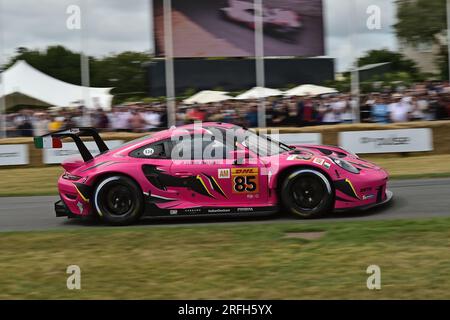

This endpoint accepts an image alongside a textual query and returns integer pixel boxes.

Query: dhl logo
[231,168,258,175]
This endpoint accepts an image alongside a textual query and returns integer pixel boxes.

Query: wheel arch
[90,171,143,194]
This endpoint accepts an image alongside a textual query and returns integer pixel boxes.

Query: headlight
[330,157,360,174]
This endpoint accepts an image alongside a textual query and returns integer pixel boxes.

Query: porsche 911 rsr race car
[34,122,392,225]
[219,0,302,43]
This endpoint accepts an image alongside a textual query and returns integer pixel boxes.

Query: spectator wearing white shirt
[109,106,131,131]
[32,112,50,136]
[388,94,410,122]
[143,107,161,130]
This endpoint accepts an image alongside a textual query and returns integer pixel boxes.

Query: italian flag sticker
[34,136,62,149]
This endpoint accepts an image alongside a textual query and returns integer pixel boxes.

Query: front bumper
[55,199,77,218]
[335,190,393,212]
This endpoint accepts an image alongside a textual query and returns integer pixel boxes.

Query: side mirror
[229,149,250,165]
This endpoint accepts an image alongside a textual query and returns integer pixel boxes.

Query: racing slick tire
[94,175,144,226]
[281,169,334,219]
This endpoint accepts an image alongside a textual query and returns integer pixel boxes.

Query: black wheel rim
[104,184,134,216]
[291,174,326,211]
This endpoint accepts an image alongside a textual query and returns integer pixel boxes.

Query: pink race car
[34,123,392,225]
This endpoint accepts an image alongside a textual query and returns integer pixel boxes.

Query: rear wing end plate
[34,127,109,162]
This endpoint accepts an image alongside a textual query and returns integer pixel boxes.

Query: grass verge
[0,154,449,197]
[0,217,449,299]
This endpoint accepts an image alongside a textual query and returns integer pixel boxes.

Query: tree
[90,51,151,103]
[5,46,83,85]
[394,0,447,78]
[357,49,419,76]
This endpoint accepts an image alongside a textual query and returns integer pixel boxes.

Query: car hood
[287,145,382,170]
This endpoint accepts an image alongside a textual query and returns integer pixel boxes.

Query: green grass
[1,154,449,197]
[0,166,62,196]
[0,217,449,299]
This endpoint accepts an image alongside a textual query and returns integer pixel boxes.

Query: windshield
[240,130,291,157]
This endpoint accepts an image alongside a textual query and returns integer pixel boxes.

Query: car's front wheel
[93,175,143,225]
[281,169,333,219]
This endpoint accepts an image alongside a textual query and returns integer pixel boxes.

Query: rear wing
[34,127,109,162]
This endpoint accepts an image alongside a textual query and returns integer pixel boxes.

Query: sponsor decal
[323,161,331,169]
[169,210,178,215]
[231,168,258,175]
[287,155,312,161]
[143,148,154,156]
[231,167,259,193]
[363,194,375,200]
[184,208,202,214]
[77,201,84,214]
[207,208,231,214]
[237,207,254,212]
[218,168,230,179]
[313,157,325,165]
[360,187,372,193]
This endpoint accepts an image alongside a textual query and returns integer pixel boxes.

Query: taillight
[62,172,82,181]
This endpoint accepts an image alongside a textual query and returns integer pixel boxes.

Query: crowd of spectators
[3,82,450,137]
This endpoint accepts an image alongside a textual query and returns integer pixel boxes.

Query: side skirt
[143,202,279,218]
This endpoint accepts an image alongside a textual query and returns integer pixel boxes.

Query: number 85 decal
[233,175,258,193]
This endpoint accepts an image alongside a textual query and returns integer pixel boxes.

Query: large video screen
[154,0,324,58]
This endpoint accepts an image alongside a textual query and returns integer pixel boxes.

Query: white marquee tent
[0,60,113,110]
[183,90,233,104]
[284,84,338,97]
[234,86,283,100]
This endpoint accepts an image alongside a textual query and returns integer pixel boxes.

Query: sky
[0,0,398,72]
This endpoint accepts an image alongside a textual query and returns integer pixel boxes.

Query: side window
[129,142,168,159]
[170,135,232,160]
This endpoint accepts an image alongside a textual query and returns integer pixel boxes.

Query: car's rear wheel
[94,175,143,225]
[281,169,333,219]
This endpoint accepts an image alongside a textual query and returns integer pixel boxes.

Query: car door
[169,135,268,206]
[129,139,179,201]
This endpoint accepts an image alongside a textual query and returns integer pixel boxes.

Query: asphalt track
[0,178,449,232]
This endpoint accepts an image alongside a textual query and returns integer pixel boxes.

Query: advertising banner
[339,129,433,154]
[268,133,321,145]
[43,140,124,164]
[0,144,29,166]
